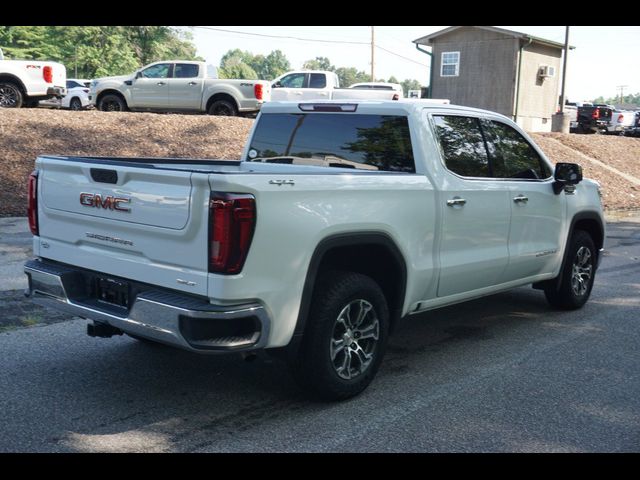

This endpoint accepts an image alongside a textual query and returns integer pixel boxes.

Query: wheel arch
[290,232,408,351]
[96,89,128,108]
[0,73,27,94]
[205,92,239,113]
[534,210,605,292]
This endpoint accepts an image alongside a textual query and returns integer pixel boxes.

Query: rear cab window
[247,113,415,173]
[174,63,199,78]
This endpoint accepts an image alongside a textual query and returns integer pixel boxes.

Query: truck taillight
[43,66,53,83]
[618,114,624,123]
[28,171,39,236]
[592,108,600,119]
[209,193,256,274]
[254,83,264,101]
[392,93,400,101]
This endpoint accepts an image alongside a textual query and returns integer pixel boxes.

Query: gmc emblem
[80,193,131,212]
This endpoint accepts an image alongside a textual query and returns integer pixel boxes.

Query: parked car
[606,110,636,135]
[0,48,66,108]
[89,60,270,116]
[270,71,402,101]
[24,100,604,400]
[625,111,640,137]
[39,78,92,110]
[349,82,404,99]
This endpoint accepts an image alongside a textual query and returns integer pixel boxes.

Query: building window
[441,51,460,77]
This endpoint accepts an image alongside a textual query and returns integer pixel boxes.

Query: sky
[187,26,640,102]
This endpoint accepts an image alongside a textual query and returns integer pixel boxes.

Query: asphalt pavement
[0,215,639,452]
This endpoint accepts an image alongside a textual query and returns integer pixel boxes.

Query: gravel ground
[0,109,253,216]
[1,109,640,216]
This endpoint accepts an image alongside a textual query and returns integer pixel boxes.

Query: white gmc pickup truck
[24,100,605,400]
[90,60,270,116]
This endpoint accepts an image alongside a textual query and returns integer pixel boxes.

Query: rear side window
[174,63,199,78]
[432,115,490,178]
[483,120,552,179]
[248,113,415,173]
[308,73,326,89]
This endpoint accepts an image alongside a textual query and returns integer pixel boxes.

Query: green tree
[219,57,258,79]
[400,79,422,97]
[219,48,290,80]
[335,67,370,87]
[125,26,202,65]
[0,26,202,78]
[303,56,335,71]
[259,50,290,80]
[0,26,57,59]
[387,76,399,84]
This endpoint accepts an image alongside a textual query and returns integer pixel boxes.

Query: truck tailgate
[35,157,211,296]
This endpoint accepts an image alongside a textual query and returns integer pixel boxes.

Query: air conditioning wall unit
[538,65,556,78]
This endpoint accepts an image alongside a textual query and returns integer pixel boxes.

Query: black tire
[69,97,82,111]
[98,93,126,112]
[289,271,389,401]
[207,99,238,116]
[0,82,23,108]
[544,230,597,309]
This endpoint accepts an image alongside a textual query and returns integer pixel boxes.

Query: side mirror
[135,71,142,79]
[553,162,583,194]
[272,81,282,88]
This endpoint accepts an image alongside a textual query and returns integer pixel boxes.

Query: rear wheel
[207,99,237,116]
[0,82,23,108]
[69,97,82,111]
[545,230,596,309]
[289,271,389,401]
[98,93,126,112]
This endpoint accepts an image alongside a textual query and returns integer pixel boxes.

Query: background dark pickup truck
[576,105,613,133]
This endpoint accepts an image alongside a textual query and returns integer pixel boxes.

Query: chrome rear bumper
[24,259,270,353]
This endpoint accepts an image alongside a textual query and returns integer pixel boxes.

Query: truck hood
[93,74,132,85]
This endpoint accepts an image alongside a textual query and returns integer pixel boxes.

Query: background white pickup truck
[90,60,271,116]
[0,49,66,108]
[270,70,403,101]
[25,100,605,400]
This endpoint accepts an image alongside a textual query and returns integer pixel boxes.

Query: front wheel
[545,230,597,309]
[0,82,23,108]
[289,271,389,401]
[98,94,126,112]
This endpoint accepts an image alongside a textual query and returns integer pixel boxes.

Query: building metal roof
[413,26,575,50]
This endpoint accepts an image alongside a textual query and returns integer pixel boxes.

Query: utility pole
[552,26,571,133]
[559,26,570,113]
[370,26,375,82]
[616,85,628,106]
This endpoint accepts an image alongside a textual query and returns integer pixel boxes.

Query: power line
[194,26,427,69]
[194,26,369,46]
[375,45,425,66]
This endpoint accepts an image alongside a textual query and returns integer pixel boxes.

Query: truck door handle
[513,195,529,203]
[294,91,303,95]
[188,81,197,86]
[157,81,166,86]
[447,197,467,207]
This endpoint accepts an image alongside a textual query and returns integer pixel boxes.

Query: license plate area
[95,276,130,309]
